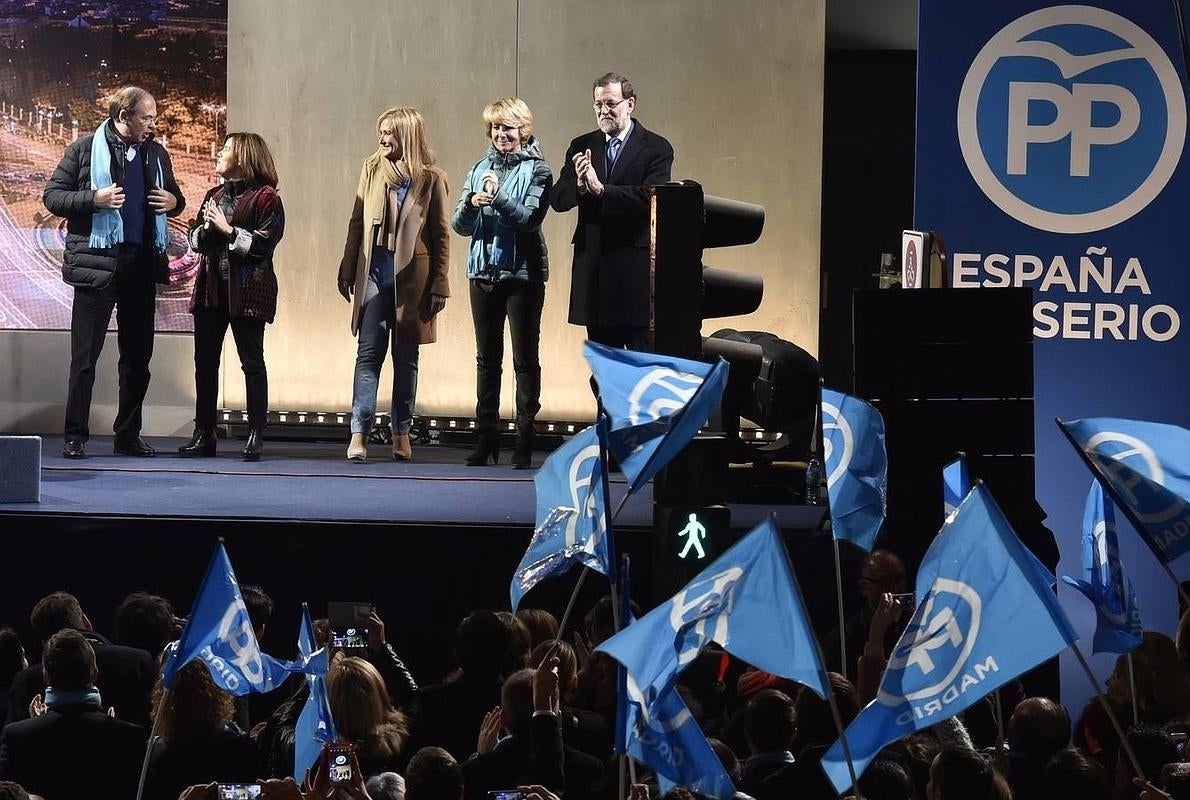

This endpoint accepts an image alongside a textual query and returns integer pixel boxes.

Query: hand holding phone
[326,742,356,784]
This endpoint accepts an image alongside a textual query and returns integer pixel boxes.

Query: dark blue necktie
[607,137,622,172]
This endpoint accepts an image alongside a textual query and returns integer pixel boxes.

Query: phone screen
[489,792,525,800]
[327,746,354,784]
[328,602,372,649]
[217,785,262,800]
[330,626,368,648]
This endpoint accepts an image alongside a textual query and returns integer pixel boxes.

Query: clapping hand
[203,199,233,236]
[478,706,502,754]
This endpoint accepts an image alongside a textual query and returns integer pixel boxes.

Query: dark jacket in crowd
[409,672,503,762]
[145,725,259,800]
[42,119,186,287]
[6,629,157,727]
[0,700,146,800]
[461,713,604,800]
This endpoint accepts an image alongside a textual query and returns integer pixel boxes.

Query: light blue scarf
[44,685,103,709]
[89,120,170,252]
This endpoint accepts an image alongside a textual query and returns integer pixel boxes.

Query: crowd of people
[3,557,1190,800]
[46,71,671,465]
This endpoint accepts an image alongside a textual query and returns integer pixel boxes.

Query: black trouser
[64,246,156,441]
[192,282,268,431]
[586,323,651,351]
[470,279,544,428]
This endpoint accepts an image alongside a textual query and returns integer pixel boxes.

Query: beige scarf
[363,152,414,252]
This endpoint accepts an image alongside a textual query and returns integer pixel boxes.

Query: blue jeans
[351,277,419,436]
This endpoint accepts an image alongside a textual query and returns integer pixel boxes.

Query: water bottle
[805,454,822,505]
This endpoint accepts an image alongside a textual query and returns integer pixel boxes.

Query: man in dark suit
[6,592,157,728]
[551,72,674,350]
[0,629,145,800]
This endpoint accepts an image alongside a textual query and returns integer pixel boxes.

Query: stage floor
[0,436,825,530]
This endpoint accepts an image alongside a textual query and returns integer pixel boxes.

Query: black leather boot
[511,415,535,470]
[464,428,500,466]
[177,428,217,457]
[242,429,263,462]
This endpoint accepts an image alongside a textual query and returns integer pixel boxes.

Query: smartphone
[217,785,262,800]
[489,792,525,800]
[326,742,356,784]
[328,601,371,649]
[891,592,916,612]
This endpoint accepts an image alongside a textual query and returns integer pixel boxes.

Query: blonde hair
[481,97,534,142]
[368,106,435,187]
[226,132,279,189]
[327,656,409,762]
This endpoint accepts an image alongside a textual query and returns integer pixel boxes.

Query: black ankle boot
[177,427,216,457]
[242,429,263,462]
[464,429,500,466]
[511,416,535,470]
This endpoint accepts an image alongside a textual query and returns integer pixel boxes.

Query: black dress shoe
[62,438,85,459]
[113,436,156,457]
[242,429,263,462]
[177,428,217,457]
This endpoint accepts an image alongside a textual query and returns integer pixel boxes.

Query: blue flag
[162,542,325,695]
[822,389,888,551]
[613,556,736,799]
[942,454,970,517]
[512,421,613,610]
[820,484,1078,794]
[1059,418,1190,565]
[583,341,728,494]
[598,518,828,710]
[1061,482,1143,655]
[294,605,337,781]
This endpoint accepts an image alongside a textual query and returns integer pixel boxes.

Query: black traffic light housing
[648,181,766,360]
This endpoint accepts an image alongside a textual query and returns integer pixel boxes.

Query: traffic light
[648,181,766,360]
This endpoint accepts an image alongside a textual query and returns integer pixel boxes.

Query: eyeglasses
[593,98,630,112]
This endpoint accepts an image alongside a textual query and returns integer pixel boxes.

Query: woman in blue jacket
[451,98,552,468]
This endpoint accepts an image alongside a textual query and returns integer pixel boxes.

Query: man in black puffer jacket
[43,85,186,459]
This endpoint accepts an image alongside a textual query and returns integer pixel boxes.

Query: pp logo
[877,579,982,705]
[957,6,1186,233]
[669,566,745,668]
[1085,430,1187,524]
[904,239,918,289]
[217,598,266,686]
[628,367,700,426]
[567,443,605,545]
[821,399,853,489]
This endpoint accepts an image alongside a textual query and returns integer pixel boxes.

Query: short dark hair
[42,629,95,691]
[793,672,858,751]
[240,584,274,631]
[108,86,153,122]
[30,591,85,643]
[593,72,635,101]
[0,781,30,800]
[1009,697,1070,759]
[114,592,175,658]
[1123,724,1179,783]
[500,668,535,737]
[1041,746,1111,800]
[454,610,511,678]
[859,758,914,800]
[745,688,797,753]
[405,746,462,800]
[930,748,997,800]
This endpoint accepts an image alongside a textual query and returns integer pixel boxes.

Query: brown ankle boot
[392,433,413,461]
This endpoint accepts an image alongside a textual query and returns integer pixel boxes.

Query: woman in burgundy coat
[179,132,285,461]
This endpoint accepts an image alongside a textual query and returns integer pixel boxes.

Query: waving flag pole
[1069,642,1148,782]
[1055,418,1190,608]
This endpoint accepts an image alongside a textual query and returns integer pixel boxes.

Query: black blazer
[0,701,146,800]
[551,119,674,328]
[461,714,604,800]
[6,630,158,727]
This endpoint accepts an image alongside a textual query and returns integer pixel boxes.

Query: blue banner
[583,341,728,494]
[820,484,1078,794]
[1061,482,1144,654]
[163,542,325,696]
[943,454,971,517]
[822,389,888,551]
[512,421,614,609]
[597,518,828,708]
[916,0,1190,713]
[294,604,337,782]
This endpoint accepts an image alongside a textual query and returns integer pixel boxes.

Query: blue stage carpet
[1,436,824,530]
